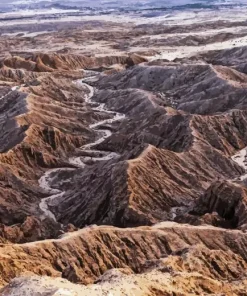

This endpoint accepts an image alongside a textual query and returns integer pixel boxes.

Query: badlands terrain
[2,0,247,295]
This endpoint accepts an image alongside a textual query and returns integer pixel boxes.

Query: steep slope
[44,64,247,230]
[0,72,94,241]
[0,53,146,242]
[1,223,247,295]
[2,47,247,295]
[95,63,247,114]
[2,53,147,73]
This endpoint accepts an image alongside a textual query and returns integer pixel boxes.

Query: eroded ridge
[2,7,247,294]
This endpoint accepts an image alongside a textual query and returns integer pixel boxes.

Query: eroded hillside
[1,13,247,295]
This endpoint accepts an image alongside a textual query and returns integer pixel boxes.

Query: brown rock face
[2,53,147,73]
[0,73,93,237]
[1,223,247,295]
[0,216,61,244]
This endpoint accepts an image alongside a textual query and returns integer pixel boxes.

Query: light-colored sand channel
[38,72,125,222]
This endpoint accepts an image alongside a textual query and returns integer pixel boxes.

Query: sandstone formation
[1,223,247,295]
[1,7,247,295]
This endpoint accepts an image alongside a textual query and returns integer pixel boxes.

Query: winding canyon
[38,73,126,224]
[2,1,247,295]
